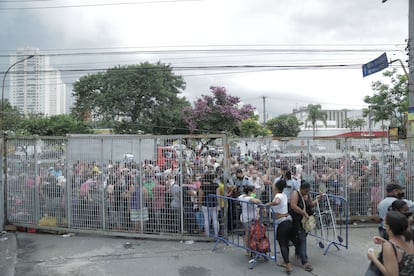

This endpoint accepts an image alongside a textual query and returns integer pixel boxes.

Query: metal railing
[0,134,410,237]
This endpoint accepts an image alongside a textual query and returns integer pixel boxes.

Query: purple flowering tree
[182,86,255,134]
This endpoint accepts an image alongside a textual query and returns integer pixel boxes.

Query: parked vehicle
[311,143,327,151]
[157,146,179,170]
[14,145,43,158]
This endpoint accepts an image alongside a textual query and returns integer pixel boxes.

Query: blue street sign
[362,52,389,77]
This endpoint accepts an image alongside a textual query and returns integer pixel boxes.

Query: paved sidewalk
[0,225,378,276]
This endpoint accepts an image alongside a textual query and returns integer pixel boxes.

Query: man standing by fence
[378,183,404,239]
[229,168,252,195]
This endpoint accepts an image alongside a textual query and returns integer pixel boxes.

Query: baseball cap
[386,183,403,193]
[236,168,243,173]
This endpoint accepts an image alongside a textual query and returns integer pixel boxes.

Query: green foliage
[240,118,270,137]
[266,115,302,137]
[0,99,25,134]
[20,114,93,136]
[71,62,190,134]
[363,69,408,135]
[305,104,327,137]
[346,118,366,131]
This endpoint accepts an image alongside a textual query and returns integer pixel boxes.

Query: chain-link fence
[227,136,410,218]
[1,134,410,237]
[4,134,229,238]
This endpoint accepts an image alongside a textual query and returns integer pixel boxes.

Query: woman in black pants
[266,179,294,275]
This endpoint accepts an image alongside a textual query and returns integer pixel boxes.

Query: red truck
[156,146,178,170]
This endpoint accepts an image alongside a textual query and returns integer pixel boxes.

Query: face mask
[397,192,405,199]
[250,193,256,198]
[404,212,413,218]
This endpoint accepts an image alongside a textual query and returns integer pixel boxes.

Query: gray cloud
[0,0,409,118]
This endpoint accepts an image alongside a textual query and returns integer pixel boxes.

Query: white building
[291,106,349,129]
[290,106,388,137]
[8,48,66,115]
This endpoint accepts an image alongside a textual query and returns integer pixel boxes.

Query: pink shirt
[79,179,94,197]
[152,184,167,210]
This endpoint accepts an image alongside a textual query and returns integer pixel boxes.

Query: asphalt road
[1,225,378,276]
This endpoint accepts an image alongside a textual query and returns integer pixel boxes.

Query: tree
[363,69,408,136]
[20,114,93,136]
[354,118,366,130]
[266,114,302,137]
[346,118,366,131]
[0,99,25,134]
[240,117,270,137]
[305,104,327,137]
[182,86,255,135]
[71,62,190,134]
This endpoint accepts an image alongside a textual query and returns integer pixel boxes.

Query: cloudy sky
[0,0,409,118]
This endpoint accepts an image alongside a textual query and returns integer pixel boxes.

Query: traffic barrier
[208,194,277,269]
[310,192,349,255]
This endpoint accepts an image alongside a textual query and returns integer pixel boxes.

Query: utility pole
[408,1,414,195]
[262,96,266,125]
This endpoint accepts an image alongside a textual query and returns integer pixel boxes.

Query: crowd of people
[6,140,414,274]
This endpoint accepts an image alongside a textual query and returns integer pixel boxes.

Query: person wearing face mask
[378,183,405,239]
[228,168,252,196]
[238,185,262,256]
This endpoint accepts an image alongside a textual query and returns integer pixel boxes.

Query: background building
[291,106,388,137]
[8,48,66,116]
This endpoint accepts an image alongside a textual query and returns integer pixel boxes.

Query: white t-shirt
[238,194,257,223]
[271,193,288,214]
[273,176,300,202]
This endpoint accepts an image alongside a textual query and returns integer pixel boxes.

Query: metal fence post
[138,138,144,234]
[178,136,184,235]
[100,137,106,232]
[65,137,72,229]
[34,137,40,225]
[0,134,4,231]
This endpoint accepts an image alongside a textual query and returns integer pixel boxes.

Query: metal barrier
[1,133,409,240]
[4,134,230,239]
[209,192,349,269]
[310,192,349,255]
[209,195,277,269]
[228,136,411,221]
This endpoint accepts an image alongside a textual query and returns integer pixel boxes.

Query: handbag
[299,192,316,232]
[365,251,383,276]
[302,215,316,233]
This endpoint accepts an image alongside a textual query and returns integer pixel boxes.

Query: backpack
[249,220,270,253]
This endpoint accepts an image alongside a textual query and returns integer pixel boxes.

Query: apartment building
[8,48,66,115]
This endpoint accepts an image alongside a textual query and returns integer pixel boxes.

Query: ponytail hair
[243,185,255,195]
[389,199,407,212]
[275,179,287,192]
[403,229,412,241]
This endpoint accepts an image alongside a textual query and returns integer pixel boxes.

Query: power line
[0,0,201,10]
[0,48,406,58]
[0,0,67,2]
[0,63,371,75]
[0,43,407,52]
